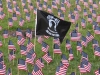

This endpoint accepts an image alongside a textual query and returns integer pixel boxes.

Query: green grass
[0,0,100,75]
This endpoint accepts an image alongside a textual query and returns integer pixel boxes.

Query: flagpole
[34,9,37,51]
[13,50,14,65]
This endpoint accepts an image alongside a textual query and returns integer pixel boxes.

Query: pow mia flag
[36,10,71,43]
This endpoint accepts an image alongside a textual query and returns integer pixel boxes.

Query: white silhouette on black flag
[36,9,71,43]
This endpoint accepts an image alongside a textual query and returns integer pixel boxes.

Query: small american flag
[53,44,62,54]
[37,0,40,7]
[84,0,88,8]
[18,59,27,71]
[42,51,52,64]
[28,3,33,10]
[27,0,31,3]
[95,67,100,75]
[12,13,17,21]
[27,39,34,51]
[39,4,42,10]
[8,18,13,27]
[92,21,98,30]
[43,1,47,9]
[77,4,81,11]
[77,41,83,53]
[66,39,71,50]
[71,32,80,41]
[94,26,100,35]
[0,63,6,75]
[60,14,64,20]
[53,37,60,46]
[42,42,49,53]
[0,40,2,47]
[89,5,93,13]
[32,64,43,75]
[8,50,16,61]
[0,51,3,58]
[93,1,98,9]
[37,36,44,44]
[21,0,26,6]
[17,35,26,45]
[26,52,34,64]
[88,14,92,23]
[70,15,75,24]
[8,40,16,50]
[0,5,3,11]
[83,9,88,16]
[61,4,66,12]
[15,7,20,15]
[13,0,16,5]
[96,15,100,23]
[26,29,32,39]
[89,0,93,4]
[47,5,52,13]
[68,48,74,61]
[35,58,44,70]
[3,30,8,38]
[61,54,69,67]
[81,36,87,47]
[6,68,12,75]
[86,31,94,43]
[16,28,23,36]
[81,51,88,61]
[0,56,4,64]
[58,9,62,16]
[33,7,37,15]
[74,8,78,14]
[94,46,100,57]
[19,17,25,27]
[43,35,49,39]
[92,10,96,18]
[24,5,29,13]
[52,2,57,9]
[0,11,5,19]
[28,49,36,59]
[92,39,99,48]
[26,12,30,21]
[8,5,13,13]
[75,23,79,31]
[20,45,27,56]
[81,18,86,28]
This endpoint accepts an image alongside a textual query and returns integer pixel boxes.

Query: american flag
[8,40,16,50]
[83,0,88,8]
[58,9,62,16]
[21,0,26,6]
[93,1,98,9]
[39,4,42,10]
[55,62,67,75]
[32,64,43,75]
[68,11,73,18]
[6,68,12,75]
[43,1,47,9]
[37,0,40,7]
[92,21,98,30]
[53,37,60,46]
[0,40,2,47]
[15,7,20,15]
[55,0,60,5]
[28,49,36,59]
[28,3,33,10]
[27,39,34,51]
[8,5,13,13]
[26,52,34,64]
[42,42,49,53]
[96,15,100,23]
[12,13,17,21]
[52,2,57,9]
[53,44,62,54]
[3,30,8,38]
[77,4,81,11]
[67,1,71,8]
[61,3,66,12]
[27,0,31,3]
[17,35,26,45]
[42,51,52,64]
[86,31,94,43]
[95,67,100,75]
[16,28,23,36]
[0,56,4,64]
[66,39,71,50]
[88,14,92,23]
[92,39,99,48]
[69,48,74,61]
[60,14,64,20]
[83,9,88,16]
[81,18,86,28]
[0,5,3,11]
[8,18,13,27]
[81,51,88,61]
[71,32,80,41]
[26,29,32,39]
[47,5,52,13]
[74,8,78,14]
[20,45,27,56]
[77,41,83,53]
[70,72,75,75]
[92,10,96,18]
[43,35,49,39]
[94,26,100,35]
[19,17,25,27]
[0,51,3,58]
[28,72,32,75]
[26,12,30,21]
[81,36,87,47]
[89,0,93,4]
[75,23,79,31]
[17,59,27,71]
[78,62,87,73]
[70,15,75,24]
[33,7,37,15]
[8,50,16,61]
[0,63,6,75]
[94,46,100,57]
[0,11,5,19]
[89,5,93,13]
[75,13,79,21]
[61,54,69,67]
[35,58,44,70]
[37,36,44,44]
[13,0,16,5]
[24,5,29,13]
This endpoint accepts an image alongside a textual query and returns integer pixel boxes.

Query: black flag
[36,9,71,43]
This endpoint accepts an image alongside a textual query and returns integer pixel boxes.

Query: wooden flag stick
[13,50,14,65]
[18,69,19,75]
[77,50,78,56]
